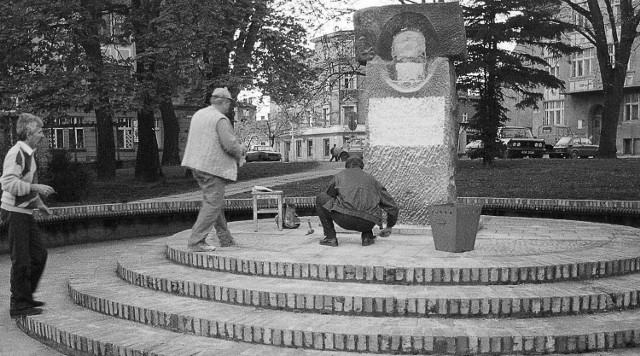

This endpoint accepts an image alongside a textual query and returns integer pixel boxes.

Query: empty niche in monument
[375,11,442,93]
[392,29,426,83]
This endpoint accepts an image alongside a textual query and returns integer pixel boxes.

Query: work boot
[319,237,338,247]
[187,241,216,252]
[362,237,375,246]
[220,240,237,248]
[28,299,46,307]
[10,306,43,319]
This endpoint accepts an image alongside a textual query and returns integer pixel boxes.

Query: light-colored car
[245,145,282,162]
[334,138,367,161]
[550,136,599,159]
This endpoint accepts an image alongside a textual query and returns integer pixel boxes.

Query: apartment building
[529,3,640,155]
[274,31,366,162]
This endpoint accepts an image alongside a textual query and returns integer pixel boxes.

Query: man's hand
[38,205,53,215]
[32,184,55,198]
[36,200,53,215]
[379,227,393,237]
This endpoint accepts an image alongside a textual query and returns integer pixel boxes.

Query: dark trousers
[316,193,375,240]
[3,209,47,311]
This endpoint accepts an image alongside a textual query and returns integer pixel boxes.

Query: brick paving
[3,214,640,355]
[3,162,640,354]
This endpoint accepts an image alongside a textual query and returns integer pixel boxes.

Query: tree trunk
[134,103,163,181]
[94,105,117,179]
[78,0,116,180]
[159,99,181,165]
[598,94,621,158]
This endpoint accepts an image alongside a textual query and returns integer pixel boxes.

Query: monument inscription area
[354,3,466,225]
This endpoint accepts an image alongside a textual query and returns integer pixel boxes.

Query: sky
[313,0,401,37]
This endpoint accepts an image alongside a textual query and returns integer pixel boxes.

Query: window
[342,106,356,125]
[307,140,313,157]
[296,140,302,157]
[461,113,468,123]
[101,13,126,38]
[117,118,134,149]
[49,117,84,149]
[571,47,595,77]
[323,139,330,156]
[154,117,163,149]
[545,57,559,77]
[68,118,84,150]
[50,128,64,149]
[343,74,356,89]
[322,107,330,126]
[624,93,640,121]
[573,11,588,28]
[608,43,631,70]
[544,101,564,125]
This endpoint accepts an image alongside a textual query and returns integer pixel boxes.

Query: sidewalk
[138,161,344,202]
[0,162,344,355]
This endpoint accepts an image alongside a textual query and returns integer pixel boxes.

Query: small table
[252,190,284,232]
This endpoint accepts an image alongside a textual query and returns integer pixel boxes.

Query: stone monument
[354,3,467,225]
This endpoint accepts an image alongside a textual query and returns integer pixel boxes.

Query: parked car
[334,138,367,161]
[245,145,282,162]
[464,139,484,159]
[465,127,545,159]
[537,124,572,152]
[550,136,598,159]
[497,126,545,158]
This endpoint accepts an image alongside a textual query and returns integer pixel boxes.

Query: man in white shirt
[181,88,247,251]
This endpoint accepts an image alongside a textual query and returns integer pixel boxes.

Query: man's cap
[211,87,234,102]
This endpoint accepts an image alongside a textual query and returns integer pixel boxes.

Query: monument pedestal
[355,3,467,227]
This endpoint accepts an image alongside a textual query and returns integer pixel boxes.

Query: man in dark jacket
[316,157,399,247]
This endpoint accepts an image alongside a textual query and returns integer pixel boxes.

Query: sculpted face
[392,30,426,63]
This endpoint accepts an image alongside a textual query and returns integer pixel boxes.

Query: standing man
[2,113,55,318]
[329,144,337,162]
[182,88,247,252]
[316,157,398,247]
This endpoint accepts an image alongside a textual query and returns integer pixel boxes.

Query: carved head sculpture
[392,29,426,64]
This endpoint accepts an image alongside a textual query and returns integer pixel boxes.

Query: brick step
[68,269,640,355]
[165,229,640,285]
[16,308,374,355]
[118,247,640,318]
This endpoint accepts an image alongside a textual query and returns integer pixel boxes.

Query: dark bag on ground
[276,203,300,229]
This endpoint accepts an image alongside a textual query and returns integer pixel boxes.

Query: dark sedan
[245,145,282,162]
[550,136,598,158]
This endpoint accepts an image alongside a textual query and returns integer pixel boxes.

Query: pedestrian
[329,144,338,162]
[316,157,398,247]
[182,87,247,252]
[2,113,55,318]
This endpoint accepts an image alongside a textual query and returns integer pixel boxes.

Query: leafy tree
[556,0,640,158]
[457,0,575,165]
[0,0,134,180]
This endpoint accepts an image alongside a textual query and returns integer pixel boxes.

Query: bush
[43,149,93,202]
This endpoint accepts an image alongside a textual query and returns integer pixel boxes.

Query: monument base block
[429,203,482,253]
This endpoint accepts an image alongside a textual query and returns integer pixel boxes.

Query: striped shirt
[0,141,40,214]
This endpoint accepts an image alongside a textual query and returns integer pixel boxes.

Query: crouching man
[316,157,398,247]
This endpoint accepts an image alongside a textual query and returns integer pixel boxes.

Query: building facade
[529,3,640,155]
[274,31,367,162]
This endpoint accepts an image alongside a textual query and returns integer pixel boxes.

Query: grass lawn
[49,158,640,206]
[226,158,640,201]
[50,161,321,206]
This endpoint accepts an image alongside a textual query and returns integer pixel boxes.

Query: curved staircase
[14,216,640,355]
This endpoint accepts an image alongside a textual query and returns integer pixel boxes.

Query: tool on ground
[305,219,314,235]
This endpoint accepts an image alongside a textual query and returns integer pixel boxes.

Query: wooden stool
[252,190,284,232]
